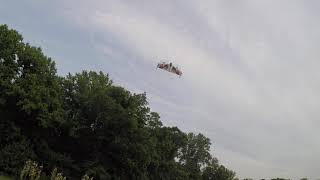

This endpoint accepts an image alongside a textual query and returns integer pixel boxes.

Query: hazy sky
[2,0,320,179]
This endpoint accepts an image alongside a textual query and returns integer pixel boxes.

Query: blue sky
[2,0,320,179]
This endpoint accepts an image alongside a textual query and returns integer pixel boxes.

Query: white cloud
[62,1,320,179]
[7,0,320,179]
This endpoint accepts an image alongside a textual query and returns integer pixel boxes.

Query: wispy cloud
[2,0,320,179]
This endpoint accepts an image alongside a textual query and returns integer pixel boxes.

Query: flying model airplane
[157,61,182,77]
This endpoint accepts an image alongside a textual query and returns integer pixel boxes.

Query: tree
[0,24,236,180]
[0,24,67,177]
[178,133,212,179]
[201,158,235,180]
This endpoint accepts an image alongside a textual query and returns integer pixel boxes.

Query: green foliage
[0,139,36,176]
[0,23,70,177]
[0,24,236,180]
[179,133,212,175]
[201,158,235,180]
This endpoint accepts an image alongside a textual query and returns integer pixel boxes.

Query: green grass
[0,175,12,180]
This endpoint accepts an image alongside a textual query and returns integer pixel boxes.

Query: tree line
[0,24,236,180]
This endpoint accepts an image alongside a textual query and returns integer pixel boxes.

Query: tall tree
[0,24,67,176]
[178,133,212,179]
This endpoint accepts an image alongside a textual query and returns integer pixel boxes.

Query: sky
[1,0,320,179]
